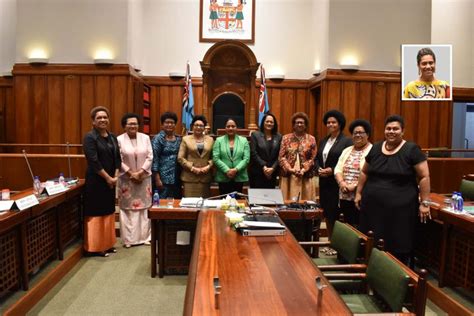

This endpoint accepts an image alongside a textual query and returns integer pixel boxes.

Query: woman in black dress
[315,110,352,239]
[355,115,431,264]
[82,106,121,257]
[249,113,282,188]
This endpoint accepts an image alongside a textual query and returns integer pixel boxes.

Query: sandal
[106,247,117,253]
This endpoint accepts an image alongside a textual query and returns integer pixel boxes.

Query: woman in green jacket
[212,118,250,195]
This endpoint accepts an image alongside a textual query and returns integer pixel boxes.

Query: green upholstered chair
[459,179,474,201]
[300,220,374,267]
[326,248,427,316]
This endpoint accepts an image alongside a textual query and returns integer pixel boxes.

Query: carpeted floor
[25,240,454,316]
[28,243,187,315]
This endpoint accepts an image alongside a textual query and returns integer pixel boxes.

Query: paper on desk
[0,200,14,212]
[179,197,203,207]
[203,200,222,208]
[241,221,285,228]
[176,231,190,245]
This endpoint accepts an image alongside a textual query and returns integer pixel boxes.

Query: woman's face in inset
[418,55,436,79]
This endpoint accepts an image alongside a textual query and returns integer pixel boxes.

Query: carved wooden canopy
[200,40,260,130]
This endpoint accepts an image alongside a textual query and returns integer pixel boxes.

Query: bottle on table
[153,190,160,207]
[58,172,66,186]
[450,192,458,212]
[456,192,464,213]
[33,176,42,197]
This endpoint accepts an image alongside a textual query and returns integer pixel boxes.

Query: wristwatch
[421,200,431,207]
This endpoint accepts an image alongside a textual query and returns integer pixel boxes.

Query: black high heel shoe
[106,247,117,254]
[84,251,109,257]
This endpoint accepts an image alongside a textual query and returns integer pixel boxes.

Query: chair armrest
[325,273,366,280]
[319,264,367,272]
[299,241,330,248]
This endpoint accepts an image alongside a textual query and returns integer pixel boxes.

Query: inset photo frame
[401,44,452,101]
[199,0,255,43]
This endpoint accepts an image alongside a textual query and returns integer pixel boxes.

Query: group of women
[82,106,430,264]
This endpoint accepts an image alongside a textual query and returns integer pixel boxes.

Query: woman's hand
[226,168,237,179]
[155,175,163,189]
[339,181,349,193]
[107,176,118,188]
[318,167,333,177]
[354,192,362,210]
[263,167,274,179]
[419,204,431,223]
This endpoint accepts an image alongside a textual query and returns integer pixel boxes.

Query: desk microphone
[22,149,36,183]
[66,142,72,179]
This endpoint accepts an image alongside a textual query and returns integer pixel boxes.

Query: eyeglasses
[126,123,138,126]
[193,124,205,128]
[352,131,367,136]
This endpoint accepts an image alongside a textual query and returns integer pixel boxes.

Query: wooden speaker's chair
[459,177,474,201]
[325,248,427,316]
[300,220,374,268]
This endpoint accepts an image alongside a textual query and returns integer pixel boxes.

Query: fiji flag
[182,61,194,131]
[258,65,270,127]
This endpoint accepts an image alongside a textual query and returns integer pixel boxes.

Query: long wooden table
[183,210,351,315]
[0,181,83,297]
[148,201,322,278]
[415,193,474,290]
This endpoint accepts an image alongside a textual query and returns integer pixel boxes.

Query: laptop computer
[248,188,284,206]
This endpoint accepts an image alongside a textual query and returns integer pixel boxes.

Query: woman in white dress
[117,113,153,248]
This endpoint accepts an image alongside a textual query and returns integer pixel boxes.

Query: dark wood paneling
[312,69,457,148]
[64,75,81,153]
[0,78,13,145]
[7,64,144,152]
[47,76,64,151]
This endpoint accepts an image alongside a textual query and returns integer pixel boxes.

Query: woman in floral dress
[117,113,153,248]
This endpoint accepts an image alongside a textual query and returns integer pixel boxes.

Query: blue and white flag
[182,61,194,131]
[258,65,270,127]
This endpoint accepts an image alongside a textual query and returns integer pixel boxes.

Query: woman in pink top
[117,113,153,248]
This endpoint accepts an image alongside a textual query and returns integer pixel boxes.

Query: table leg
[158,220,165,278]
[438,222,449,287]
[151,219,157,278]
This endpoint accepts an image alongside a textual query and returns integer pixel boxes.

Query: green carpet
[28,243,187,315]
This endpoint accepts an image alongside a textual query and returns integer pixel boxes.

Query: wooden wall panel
[312,69,457,148]
[8,64,144,153]
[14,76,30,144]
[0,78,13,145]
[80,75,95,139]
[64,75,81,154]
[47,76,64,151]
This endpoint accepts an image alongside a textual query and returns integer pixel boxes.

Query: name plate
[0,200,15,212]
[15,194,39,211]
[45,183,68,196]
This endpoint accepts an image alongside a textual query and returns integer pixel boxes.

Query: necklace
[384,141,400,151]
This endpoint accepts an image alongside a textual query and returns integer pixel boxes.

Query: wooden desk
[149,201,322,278]
[184,210,351,315]
[415,193,474,290]
[0,181,83,297]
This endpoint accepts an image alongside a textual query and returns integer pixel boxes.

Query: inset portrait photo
[401,44,452,101]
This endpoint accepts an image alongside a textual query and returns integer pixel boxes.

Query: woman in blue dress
[151,112,182,198]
